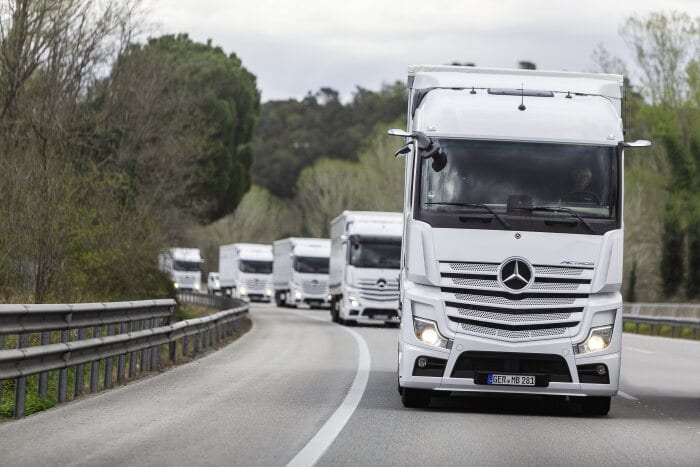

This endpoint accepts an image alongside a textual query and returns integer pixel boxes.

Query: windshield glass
[420,139,616,218]
[294,256,329,274]
[349,239,401,269]
[239,260,272,274]
[174,261,201,271]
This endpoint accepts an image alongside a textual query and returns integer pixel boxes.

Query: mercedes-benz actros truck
[219,243,273,302]
[389,65,649,415]
[329,211,403,326]
[273,237,331,308]
[159,248,203,292]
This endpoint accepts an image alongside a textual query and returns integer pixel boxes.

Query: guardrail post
[75,328,87,397]
[0,334,3,407]
[117,322,127,382]
[194,330,200,354]
[693,327,698,340]
[38,331,50,398]
[169,339,177,363]
[151,319,160,370]
[182,334,189,357]
[58,329,69,403]
[141,319,150,372]
[104,325,114,390]
[14,333,29,418]
[129,320,139,378]
[90,325,101,392]
[634,321,640,334]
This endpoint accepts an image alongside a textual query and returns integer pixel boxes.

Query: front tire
[401,388,433,408]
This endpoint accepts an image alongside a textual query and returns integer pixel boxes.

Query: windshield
[174,261,201,271]
[294,256,329,274]
[239,260,272,274]
[420,139,617,218]
[349,239,401,269]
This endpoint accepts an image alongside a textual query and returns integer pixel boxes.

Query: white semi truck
[219,243,273,302]
[389,66,649,414]
[329,211,403,325]
[158,248,203,292]
[273,238,331,308]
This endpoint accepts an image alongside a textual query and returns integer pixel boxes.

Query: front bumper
[399,336,620,397]
[346,299,400,324]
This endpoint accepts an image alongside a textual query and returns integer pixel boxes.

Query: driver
[563,165,599,204]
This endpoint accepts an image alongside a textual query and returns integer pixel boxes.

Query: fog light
[349,297,359,308]
[417,357,428,368]
[173,282,179,289]
[295,290,302,300]
[239,287,247,296]
[596,364,607,376]
[266,289,272,296]
[413,317,450,349]
[576,325,613,354]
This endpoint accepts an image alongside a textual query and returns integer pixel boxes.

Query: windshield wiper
[529,206,597,233]
[426,202,511,229]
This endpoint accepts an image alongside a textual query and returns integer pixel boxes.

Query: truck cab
[390,66,649,414]
[273,238,331,308]
[159,248,203,292]
[329,211,403,325]
[219,243,273,302]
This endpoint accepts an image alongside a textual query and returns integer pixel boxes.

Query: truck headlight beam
[413,317,450,349]
[575,325,613,354]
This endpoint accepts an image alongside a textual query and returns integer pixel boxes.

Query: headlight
[194,283,200,290]
[266,289,272,296]
[576,325,613,354]
[349,296,360,308]
[173,282,179,289]
[239,287,247,295]
[295,290,302,300]
[413,317,450,349]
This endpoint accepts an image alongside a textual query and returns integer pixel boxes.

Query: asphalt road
[0,304,698,466]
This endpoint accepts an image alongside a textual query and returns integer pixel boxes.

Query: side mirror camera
[622,140,651,148]
[387,128,447,172]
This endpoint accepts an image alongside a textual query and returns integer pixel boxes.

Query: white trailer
[389,65,650,413]
[158,248,203,292]
[329,211,403,325]
[273,238,331,308]
[219,243,273,302]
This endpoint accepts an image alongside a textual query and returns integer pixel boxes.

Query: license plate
[487,374,536,386]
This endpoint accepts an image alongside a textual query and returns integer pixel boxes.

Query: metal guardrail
[623,314,700,339]
[0,294,247,418]
[623,302,700,318]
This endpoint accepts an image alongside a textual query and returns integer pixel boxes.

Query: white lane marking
[626,346,653,354]
[286,312,371,467]
[618,391,638,401]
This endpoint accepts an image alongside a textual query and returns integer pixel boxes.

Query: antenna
[518,83,526,111]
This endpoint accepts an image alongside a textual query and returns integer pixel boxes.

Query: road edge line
[286,312,371,467]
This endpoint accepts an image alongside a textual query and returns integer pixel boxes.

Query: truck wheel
[577,396,611,416]
[275,292,284,307]
[401,388,433,408]
[330,301,340,323]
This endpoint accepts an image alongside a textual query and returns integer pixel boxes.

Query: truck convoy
[273,238,331,308]
[219,243,273,302]
[389,66,649,414]
[329,211,403,325]
[158,248,203,292]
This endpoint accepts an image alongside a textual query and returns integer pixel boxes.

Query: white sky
[149,0,700,101]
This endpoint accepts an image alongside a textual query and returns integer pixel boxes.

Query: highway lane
[0,304,698,466]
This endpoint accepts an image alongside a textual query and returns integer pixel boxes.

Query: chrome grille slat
[453,293,577,307]
[454,308,573,323]
[459,322,567,341]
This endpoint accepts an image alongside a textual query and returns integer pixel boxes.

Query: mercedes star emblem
[498,258,533,292]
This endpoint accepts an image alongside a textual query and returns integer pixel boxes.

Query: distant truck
[219,243,273,302]
[207,272,221,295]
[158,248,203,292]
[329,211,403,325]
[273,238,331,308]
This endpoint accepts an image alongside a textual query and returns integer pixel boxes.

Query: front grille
[440,260,592,341]
[356,278,399,302]
[244,278,268,291]
[301,279,327,295]
[451,351,572,382]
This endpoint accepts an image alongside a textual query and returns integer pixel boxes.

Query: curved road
[0,304,698,466]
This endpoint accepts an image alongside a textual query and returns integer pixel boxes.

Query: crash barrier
[0,294,247,418]
[623,302,700,319]
[623,314,700,340]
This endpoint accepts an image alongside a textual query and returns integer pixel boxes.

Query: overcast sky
[150,0,700,101]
